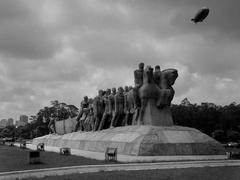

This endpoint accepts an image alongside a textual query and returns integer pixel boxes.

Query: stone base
[32,125,225,156]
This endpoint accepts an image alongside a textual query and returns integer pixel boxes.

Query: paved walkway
[0,159,240,180]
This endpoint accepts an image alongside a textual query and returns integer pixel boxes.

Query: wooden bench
[37,143,44,151]
[60,147,71,155]
[105,147,117,161]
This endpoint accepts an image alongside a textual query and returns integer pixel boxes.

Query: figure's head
[124,86,129,92]
[161,69,178,86]
[112,87,116,94]
[128,86,133,90]
[139,62,144,70]
[118,87,124,94]
[102,91,106,96]
[145,66,153,74]
[106,88,111,95]
[88,98,93,104]
[155,65,160,71]
[144,66,154,83]
[84,96,88,101]
[98,89,103,96]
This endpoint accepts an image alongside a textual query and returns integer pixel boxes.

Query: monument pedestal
[32,125,225,156]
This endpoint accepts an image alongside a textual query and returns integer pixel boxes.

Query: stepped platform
[32,125,225,156]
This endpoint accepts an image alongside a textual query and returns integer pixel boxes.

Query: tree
[227,130,240,142]
[0,125,16,138]
[212,129,225,142]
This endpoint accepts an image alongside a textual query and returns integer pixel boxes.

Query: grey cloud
[0,1,62,60]
[1,0,240,120]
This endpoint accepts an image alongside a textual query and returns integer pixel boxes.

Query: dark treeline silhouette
[1,98,240,143]
[172,98,240,142]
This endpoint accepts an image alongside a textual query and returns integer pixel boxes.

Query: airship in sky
[191,7,210,23]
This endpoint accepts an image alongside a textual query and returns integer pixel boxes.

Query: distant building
[19,115,28,126]
[7,118,14,126]
[15,120,20,127]
[0,119,7,128]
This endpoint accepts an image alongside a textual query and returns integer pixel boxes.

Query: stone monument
[33,63,225,158]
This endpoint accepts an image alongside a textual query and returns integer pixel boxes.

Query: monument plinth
[33,125,225,156]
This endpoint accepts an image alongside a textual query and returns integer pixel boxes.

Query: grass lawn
[23,166,240,180]
[0,145,115,172]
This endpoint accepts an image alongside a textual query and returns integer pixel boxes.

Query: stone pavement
[1,159,240,180]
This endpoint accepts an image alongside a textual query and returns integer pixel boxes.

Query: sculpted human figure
[123,86,129,126]
[48,114,56,134]
[123,86,129,113]
[136,65,178,126]
[133,63,144,109]
[124,86,135,125]
[82,98,93,131]
[93,90,105,131]
[110,87,125,128]
[98,89,112,130]
[75,96,89,132]
[109,87,116,117]
[138,66,158,124]
[87,98,95,131]
[153,65,161,87]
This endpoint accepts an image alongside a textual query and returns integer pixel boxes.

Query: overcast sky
[0,0,240,120]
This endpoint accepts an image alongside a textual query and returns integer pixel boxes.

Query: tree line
[172,99,240,142]
[1,98,240,143]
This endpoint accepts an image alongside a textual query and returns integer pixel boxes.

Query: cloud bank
[0,0,240,120]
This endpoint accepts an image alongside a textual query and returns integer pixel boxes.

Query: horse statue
[127,66,178,126]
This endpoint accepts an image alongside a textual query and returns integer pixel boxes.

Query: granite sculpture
[73,63,178,132]
[37,62,225,158]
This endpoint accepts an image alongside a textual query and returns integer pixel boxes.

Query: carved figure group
[73,62,178,132]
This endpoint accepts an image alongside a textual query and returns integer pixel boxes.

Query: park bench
[60,147,71,155]
[20,141,26,149]
[37,143,45,151]
[105,147,117,161]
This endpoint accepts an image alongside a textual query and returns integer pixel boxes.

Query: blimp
[191,7,209,23]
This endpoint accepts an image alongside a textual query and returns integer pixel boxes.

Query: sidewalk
[1,159,240,180]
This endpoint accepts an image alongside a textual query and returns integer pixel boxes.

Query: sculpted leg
[90,116,95,131]
[138,99,147,125]
[119,114,125,127]
[74,120,80,132]
[124,112,129,126]
[49,124,56,134]
[98,113,107,130]
[110,112,118,127]
[128,113,134,125]
[133,87,141,109]
[94,114,102,131]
